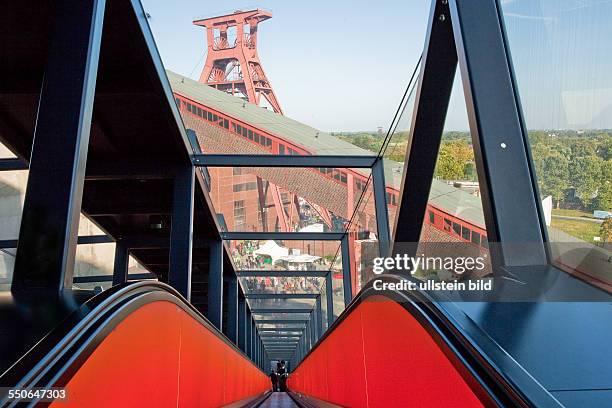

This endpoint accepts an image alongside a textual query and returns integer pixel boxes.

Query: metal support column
[238,295,247,351]
[315,295,323,339]
[448,0,547,266]
[309,313,316,347]
[12,0,106,295]
[326,271,334,327]
[112,241,129,286]
[207,240,223,330]
[245,309,252,357]
[340,235,353,307]
[372,158,391,257]
[227,274,239,344]
[168,165,195,300]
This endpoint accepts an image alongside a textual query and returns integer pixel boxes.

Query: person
[277,360,288,392]
[269,369,278,392]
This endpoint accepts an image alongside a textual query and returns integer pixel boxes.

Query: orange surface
[50,301,268,408]
[288,297,485,408]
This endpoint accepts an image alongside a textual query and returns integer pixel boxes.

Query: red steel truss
[194,9,283,114]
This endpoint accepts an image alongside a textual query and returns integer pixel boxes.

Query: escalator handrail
[292,274,562,408]
[0,281,264,404]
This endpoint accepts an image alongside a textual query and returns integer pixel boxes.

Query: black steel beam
[448,0,547,266]
[245,293,319,299]
[222,232,344,241]
[72,273,157,283]
[168,165,195,300]
[255,320,308,324]
[12,0,106,295]
[192,154,377,169]
[251,309,313,314]
[372,158,391,256]
[238,295,247,351]
[326,271,334,327]
[0,158,28,171]
[392,0,457,248]
[112,241,129,286]
[207,240,224,330]
[341,235,353,306]
[227,274,239,343]
[237,270,329,278]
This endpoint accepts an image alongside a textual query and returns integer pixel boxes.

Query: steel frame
[392,0,547,269]
[11,0,106,295]
[245,293,319,300]
[236,270,329,278]
[192,154,377,168]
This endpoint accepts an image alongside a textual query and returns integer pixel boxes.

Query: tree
[540,153,570,208]
[435,140,474,180]
[569,155,602,209]
[600,218,612,244]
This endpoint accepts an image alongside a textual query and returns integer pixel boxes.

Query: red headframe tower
[194,9,283,115]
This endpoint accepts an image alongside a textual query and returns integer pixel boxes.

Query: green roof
[167,70,485,228]
[167,70,369,156]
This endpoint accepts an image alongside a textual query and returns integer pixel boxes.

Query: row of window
[177,97,273,150]
[428,210,488,249]
[233,182,258,192]
[176,95,403,206]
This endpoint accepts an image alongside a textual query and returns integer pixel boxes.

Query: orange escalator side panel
[50,300,268,408]
[289,297,485,408]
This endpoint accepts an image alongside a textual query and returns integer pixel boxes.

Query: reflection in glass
[229,239,340,271]
[501,0,612,289]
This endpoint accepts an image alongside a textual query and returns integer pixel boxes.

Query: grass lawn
[551,208,594,219]
[551,218,601,242]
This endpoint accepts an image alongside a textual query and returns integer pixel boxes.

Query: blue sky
[141,0,612,132]
[141,0,433,132]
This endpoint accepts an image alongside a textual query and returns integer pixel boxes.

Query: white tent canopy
[253,240,289,264]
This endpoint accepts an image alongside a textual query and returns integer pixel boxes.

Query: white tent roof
[278,254,321,264]
[298,223,325,233]
[253,240,289,263]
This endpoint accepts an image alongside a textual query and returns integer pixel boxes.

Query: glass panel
[347,176,380,294]
[382,61,420,236]
[0,144,18,159]
[72,243,116,291]
[0,160,27,291]
[207,166,367,232]
[408,72,492,282]
[501,0,612,289]
[228,239,340,271]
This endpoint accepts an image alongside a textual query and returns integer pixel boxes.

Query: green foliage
[434,140,475,180]
[335,128,611,212]
[600,218,612,243]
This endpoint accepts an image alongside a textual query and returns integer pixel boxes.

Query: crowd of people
[243,276,323,294]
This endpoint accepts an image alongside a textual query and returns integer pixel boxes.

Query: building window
[452,222,461,236]
[279,145,285,154]
[444,218,451,232]
[429,211,435,224]
[236,124,242,134]
[461,226,471,241]
[233,167,242,175]
[234,200,246,231]
[233,182,257,192]
[471,231,481,245]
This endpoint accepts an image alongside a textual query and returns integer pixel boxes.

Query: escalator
[0,282,269,407]
[1,275,564,407]
[286,275,564,408]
